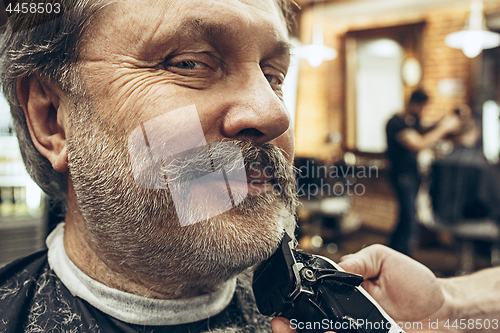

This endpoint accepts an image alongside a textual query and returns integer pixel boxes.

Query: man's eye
[264,73,275,83]
[173,60,199,70]
[263,73,284,86]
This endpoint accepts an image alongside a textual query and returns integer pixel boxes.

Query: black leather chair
[426,147,500,273]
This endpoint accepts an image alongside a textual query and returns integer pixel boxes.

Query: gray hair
[0,0,296,206]
[0,0,112,205]
[274,0,299,34]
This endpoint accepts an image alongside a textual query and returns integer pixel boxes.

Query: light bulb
[462,30,484,58]
[446,30,500,58]
[296,23,338,67]
[306,45,324,67]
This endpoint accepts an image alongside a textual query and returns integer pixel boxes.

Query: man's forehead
[85,0,290,60]
[105,0,287,35]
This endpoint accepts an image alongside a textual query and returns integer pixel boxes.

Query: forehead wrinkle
[81,0,290,66]
[179,18,291,58]
[182,19,236,46]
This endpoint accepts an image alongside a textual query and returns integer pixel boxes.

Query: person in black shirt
[385,89,460,256]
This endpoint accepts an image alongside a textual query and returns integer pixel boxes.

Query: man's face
[408,102,425,118]
[66,0,296,296]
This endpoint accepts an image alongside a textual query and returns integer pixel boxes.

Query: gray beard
[66,104,297,297]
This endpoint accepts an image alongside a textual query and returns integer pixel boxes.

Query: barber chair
[423,148,500,273]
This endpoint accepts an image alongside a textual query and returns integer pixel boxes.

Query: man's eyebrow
[179,18,292,58]
[179,19,236,45]
[271,40,292,58]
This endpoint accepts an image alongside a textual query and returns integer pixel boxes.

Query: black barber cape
[0,250,272,333]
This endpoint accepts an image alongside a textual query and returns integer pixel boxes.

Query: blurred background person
[385,89,461,256]
[449,104,481,149]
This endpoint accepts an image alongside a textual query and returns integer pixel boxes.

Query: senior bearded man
[0,0,301,332]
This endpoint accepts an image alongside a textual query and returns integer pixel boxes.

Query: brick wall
[422,8,472,120]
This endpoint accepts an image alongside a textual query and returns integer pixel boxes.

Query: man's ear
[17,75,69,173]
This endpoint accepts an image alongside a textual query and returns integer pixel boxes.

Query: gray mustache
[161,141,287,185]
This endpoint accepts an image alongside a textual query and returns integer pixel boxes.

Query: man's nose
[220,69,291,145]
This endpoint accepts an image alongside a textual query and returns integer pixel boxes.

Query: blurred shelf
[0,217,46,267]
[0,175,32,187]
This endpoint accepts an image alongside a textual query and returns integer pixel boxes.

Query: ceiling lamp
[296,24,338,67]
[445,0,500,58]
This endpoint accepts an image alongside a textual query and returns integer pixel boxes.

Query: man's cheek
[80,71,183,130]
[273,128,295,162]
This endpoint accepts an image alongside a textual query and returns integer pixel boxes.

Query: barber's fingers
[338,244,391,279]
[271,317,336,333]
[439,114,462,132]
[271,317,295,333]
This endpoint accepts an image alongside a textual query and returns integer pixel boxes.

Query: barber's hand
[271,317,335,333]
[438,114,462,134]
[271,318,295,333]
[338,245,447,331]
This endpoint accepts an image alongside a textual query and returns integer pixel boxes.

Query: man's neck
[63,187,215,299]
[64,219,170,298]
[47,222,238,326]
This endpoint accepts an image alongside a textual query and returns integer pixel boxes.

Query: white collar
[46,223,236,326]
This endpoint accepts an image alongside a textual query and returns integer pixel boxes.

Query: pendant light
[445,0,500,58]
[295,1,337,67]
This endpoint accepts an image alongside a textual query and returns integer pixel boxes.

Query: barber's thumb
[271,317,296,333]
[339,245,393,280]
[338,254,365,275]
